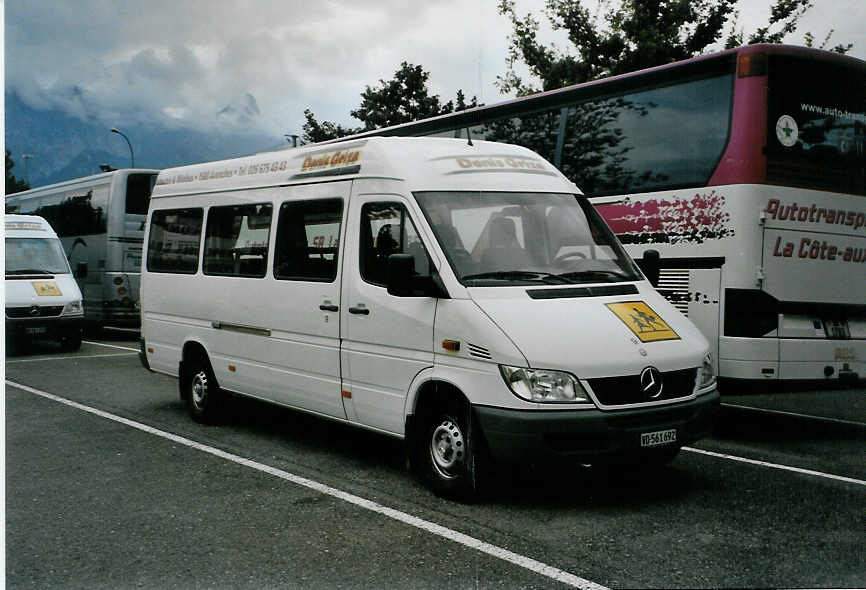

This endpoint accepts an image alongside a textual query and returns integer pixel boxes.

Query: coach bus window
[126,173,157,215]
[147,208,203,273]
[274,198,343,282]
[560,74,733,196]
[32,186,109,236]
[480,109,563,164]
[766,55,866,196]
[203,204,272,278]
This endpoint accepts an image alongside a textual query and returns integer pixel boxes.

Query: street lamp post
[21,154,34,185]
[110,128,135,168]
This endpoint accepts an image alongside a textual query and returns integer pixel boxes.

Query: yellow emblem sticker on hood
[32,281,62,297]
[606,301,679,342]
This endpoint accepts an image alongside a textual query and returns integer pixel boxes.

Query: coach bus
[334,44,865,385]
[6,169,159,329]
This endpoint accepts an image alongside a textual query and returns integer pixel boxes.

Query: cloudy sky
[4,0,865,140]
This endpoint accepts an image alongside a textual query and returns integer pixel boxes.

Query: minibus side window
[146,208,204,274]
[203,203,272,278]
[360,202,430,287]
[274,198,343,282]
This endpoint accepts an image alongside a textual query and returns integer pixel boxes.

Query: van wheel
[61,329,82,352]
[183,357,222,424]
[417,398,482,501]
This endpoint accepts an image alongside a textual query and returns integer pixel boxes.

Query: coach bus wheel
[418,397,482,501]
[184,358,222,424]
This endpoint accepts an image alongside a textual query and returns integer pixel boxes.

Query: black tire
[415,396,484,501]
[61,329,82,352]
[182,355,223,424]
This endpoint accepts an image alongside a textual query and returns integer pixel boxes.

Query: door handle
[348,306,370,315]
[319,304,339,312]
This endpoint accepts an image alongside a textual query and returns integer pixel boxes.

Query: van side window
[203,203,272,278]
[360,202,430,286]
[146,208,203,274]
[274,198,343,282]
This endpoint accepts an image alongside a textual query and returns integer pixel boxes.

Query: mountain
[5,92,287,188]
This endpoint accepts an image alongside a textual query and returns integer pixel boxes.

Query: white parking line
[6,353,136,363]
[6,379,606,590]
[720,403,866,428]
[683,447,866,486]
[82,340,139,352]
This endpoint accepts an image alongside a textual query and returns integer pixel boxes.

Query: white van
[5,215,85,351]
[140,137,719,499]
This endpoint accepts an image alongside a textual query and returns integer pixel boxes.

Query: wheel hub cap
[191,371,208,408]
[430,419,464,478]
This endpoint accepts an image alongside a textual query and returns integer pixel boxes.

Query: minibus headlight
[699,354,716,390]
[63,300,84,316]
[499,365,590,403]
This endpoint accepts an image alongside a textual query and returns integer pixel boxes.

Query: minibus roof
[4,214,59,239]
[151,136,581,198]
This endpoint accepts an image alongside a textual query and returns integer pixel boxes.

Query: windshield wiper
[6,269,55,275]
[554,269,632,283]
[462,271,570,284]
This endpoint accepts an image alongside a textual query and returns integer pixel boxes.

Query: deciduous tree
[303,62,478,143]
[6,150,30,195]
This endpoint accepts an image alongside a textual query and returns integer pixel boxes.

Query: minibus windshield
[414,191,642,286]
[5,238,71,275]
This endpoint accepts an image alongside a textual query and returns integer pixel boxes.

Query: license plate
[641,428,677,447]
[25,326,48,335]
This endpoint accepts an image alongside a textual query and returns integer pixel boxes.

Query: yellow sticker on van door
[606,301,679,342]
[32,281,62,296]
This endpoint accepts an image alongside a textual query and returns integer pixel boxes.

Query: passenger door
[340,195,437,434]
[266,183,348,419]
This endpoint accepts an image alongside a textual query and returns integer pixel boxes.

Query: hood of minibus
[469,283,708,378]
[4,276,80,306]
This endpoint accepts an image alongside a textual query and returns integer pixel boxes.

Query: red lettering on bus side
[798,238,810,258]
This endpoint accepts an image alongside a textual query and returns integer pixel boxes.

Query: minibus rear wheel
[183,356,223,424]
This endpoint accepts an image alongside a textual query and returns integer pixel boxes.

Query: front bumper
[474,390,720,463]
[6,315,85,339]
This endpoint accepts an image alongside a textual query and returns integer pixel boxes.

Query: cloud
[5,0,865,139]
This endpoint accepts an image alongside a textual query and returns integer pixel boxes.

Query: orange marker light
[228,365,236,372]
[442,340,460,352]
[341,390,352,399]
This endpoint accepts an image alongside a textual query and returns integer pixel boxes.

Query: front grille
[587,368,697,406]
[6,305,64,319]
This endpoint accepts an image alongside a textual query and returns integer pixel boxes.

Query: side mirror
[639,249,660,287]
[75,262,88,279]
[386,254,416,297]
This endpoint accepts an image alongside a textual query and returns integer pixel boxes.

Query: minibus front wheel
[415,393,483,501]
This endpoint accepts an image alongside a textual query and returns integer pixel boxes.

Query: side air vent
[467,343,492,360]
[657,269,690,316]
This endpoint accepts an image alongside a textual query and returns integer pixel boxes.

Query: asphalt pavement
[4,332,865,589]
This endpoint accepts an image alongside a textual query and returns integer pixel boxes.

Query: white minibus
[5,215,85,351]
[140,137,719,499]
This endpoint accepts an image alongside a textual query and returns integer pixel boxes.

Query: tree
[489,0,853,196]
[303,62,478,143]
[497,0,851,95]
[6,150,30,195]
